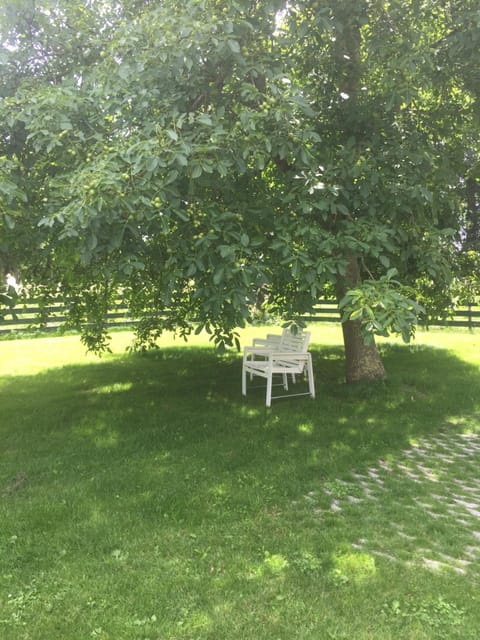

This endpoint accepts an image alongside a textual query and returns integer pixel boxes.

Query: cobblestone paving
[308,430,480,576]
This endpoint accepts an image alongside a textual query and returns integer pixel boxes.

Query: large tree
[1,0,479,379]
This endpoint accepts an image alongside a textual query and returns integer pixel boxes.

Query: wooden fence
[1,298,480,335]
[302,300,480,329]
[0,300,136,335]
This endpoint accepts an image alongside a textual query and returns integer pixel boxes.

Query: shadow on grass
[2,343,480,491]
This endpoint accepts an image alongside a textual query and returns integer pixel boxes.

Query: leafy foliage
[339,270,425,344]
[1,0,479,363]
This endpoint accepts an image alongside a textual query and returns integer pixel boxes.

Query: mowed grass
[1,324,480,639]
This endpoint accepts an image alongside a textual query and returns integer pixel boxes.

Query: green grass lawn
[1,324,480,639]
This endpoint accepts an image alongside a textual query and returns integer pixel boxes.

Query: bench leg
[307,355,315,399]
[266,372,273,407]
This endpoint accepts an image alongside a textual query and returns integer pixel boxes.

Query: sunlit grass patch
[329,551,377,585]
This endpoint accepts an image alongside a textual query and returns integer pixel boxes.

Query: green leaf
[227,40,240,53]
[197,114,213,126]
[213,267,224,285]
[174,209,189,222]
[386,268,398,279]
[240,233,249,247]
[174,153,188,167]
[191,165,202,179]
[219,245,234,258]
[118,64,130,80]
[349,308,363,321]
[146,157,158,172]
[379,255,390,268]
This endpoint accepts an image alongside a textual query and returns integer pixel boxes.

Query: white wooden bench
[242,329,315,407]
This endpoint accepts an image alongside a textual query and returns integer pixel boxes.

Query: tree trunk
[329,12,386,383]
[337,255,386,384]
[340,319,386,383]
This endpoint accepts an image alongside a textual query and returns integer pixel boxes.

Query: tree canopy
[1,0,479,379]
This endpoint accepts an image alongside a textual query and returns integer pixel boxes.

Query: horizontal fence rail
[0,300,137,335]
[1,299,480,335]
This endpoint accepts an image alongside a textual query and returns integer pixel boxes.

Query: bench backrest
[279,329,311,353]
[249,328,311,354]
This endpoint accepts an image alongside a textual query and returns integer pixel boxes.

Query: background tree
[1,0,479,380]
[277,0,479,379]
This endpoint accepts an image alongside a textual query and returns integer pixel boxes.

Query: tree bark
[340,318,387,383]
[337,255,386,384]
[330,10,386,384]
